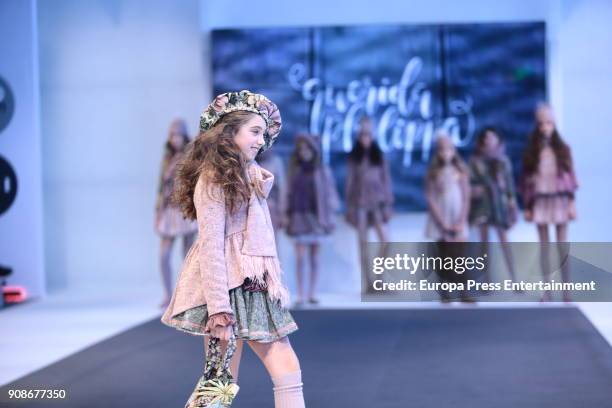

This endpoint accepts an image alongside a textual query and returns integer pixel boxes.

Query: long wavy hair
[172,111,256,220]
[160,119,190,164]
[349,136,384,165]
[164,132,190,158]
[159,122,190,178]
[522,127,572,176]
[287,134,321,181]
[426,134,468,183]
[349,116,383,165]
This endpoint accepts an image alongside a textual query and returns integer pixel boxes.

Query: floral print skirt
[168,285,298,343]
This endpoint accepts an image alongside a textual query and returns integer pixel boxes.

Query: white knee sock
[271,370,305,408]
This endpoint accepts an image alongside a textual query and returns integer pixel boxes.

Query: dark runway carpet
[3,307,612,408]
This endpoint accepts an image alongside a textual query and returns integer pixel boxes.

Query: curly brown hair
[171,111,257,220]
[522,128,572,177]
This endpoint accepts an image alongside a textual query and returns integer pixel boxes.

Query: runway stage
[2,307,612,408]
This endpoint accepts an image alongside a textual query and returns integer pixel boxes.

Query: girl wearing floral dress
[425,132,472,302]
[155,119,198,308]
[521,103,578,302]
[161,91,305,407]
[468,127,518,280]
[425,132,470,243]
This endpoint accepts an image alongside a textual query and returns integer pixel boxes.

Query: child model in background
[425,132,472,302]
[425,132,470,242]
[155,119,197,309]
[285,134,339,307]
[521,103,578,302]
[469,127,518,280]
[345,117,394,291]
[258,148,288,233]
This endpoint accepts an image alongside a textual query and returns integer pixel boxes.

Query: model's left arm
[458,172,471,226]
[324,165,341,212]
[275,156,289,228]
[568,147,579,190]
[504,156,518,202]
[155,156,168,213]
[382,156,395,206]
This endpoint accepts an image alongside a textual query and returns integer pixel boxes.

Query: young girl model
[155,119,198,308]
[425,132,472,302]
[161,91,305,407]
[345,117,394,286]
[521,103,578,302]
[425,132,470,243]
[285,133,339,306]
[468,127,518,280]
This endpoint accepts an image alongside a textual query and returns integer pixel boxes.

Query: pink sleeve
[425,177,445,229]
[195,180,233,316]
[383,158,394,205]
[345,160,355,205]
[205,312,236,332]
[324,165,340,212]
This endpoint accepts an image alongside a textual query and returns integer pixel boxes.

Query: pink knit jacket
[161,161,290,327]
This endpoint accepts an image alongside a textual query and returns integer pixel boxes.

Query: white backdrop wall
[38,0,612,296]
[38,0,206,291]
[0,0,45,298]
[556,0,612,241]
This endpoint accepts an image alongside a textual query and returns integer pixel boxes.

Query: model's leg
[160,236,174,307]
[475,225,492,285]
[497,227,517,281]
[248,337,304,408]
[556,223,568,242]
[537,224,552,301]
[182,231,196,258]
[373,219,389,243]
[307,243,320,303]
[435,239,452,302]
[443,237,472,301]
[556,223,571,301]
[479,224,489,242]
[373,220,390,261]
[295,244,306,305]
[356,209,371,291]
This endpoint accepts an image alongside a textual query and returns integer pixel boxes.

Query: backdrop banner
[211,22,546,211]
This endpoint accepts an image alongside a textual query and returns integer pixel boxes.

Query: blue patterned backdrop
[211,22,546,211]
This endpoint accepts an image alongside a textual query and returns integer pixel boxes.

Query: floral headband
[199,90,282,152]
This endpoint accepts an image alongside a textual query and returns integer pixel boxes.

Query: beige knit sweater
[161,161,290,327]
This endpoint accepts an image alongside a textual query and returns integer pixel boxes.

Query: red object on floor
[3,285,28,303]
